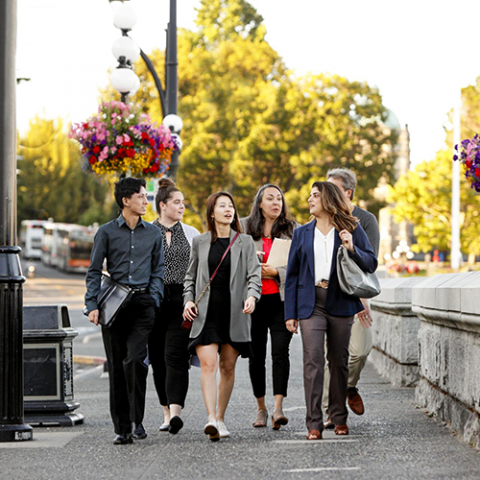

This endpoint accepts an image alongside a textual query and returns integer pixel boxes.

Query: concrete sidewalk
[1,334,479,480]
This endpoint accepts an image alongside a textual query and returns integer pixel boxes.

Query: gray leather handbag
[336,245,381,299]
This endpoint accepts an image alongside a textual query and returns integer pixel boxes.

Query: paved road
[5,262,478,479]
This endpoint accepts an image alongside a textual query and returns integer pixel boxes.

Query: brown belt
[315,279,329,289]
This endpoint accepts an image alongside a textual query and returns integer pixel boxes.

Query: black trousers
[148,284,190,408]
[101,292,156,435]
[249,293,292,398]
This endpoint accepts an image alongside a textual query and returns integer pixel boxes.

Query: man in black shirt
[85,177,164,444]
[323,168,380,425]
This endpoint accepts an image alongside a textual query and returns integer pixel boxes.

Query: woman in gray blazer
[241,184,298,430]
[183,191,262,442]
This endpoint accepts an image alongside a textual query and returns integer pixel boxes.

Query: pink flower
[123,134,131,143]
[116,135,124,145]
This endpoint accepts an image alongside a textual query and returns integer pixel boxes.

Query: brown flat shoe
[347,387,365,416]
[323,417,335,430]
[271,408,289,430]
[334,424,349,436]
[306,429,322,440]
[253,409,268,428]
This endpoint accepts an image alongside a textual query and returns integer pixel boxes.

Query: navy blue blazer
[284,220,378,319]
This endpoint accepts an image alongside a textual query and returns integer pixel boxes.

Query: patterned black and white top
[152,220,191,285]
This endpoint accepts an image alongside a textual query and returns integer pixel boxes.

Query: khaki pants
[323,314,373,412]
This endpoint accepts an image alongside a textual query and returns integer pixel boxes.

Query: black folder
[97,275,133,327]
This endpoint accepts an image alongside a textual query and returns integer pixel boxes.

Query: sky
[16,0,480,167]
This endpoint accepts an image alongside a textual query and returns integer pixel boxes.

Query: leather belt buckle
[131,287,147,294]
[315,279,329,289]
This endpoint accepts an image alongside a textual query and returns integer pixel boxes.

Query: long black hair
[245,184,295,241]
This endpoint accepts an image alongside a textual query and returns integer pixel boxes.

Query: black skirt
[188,237,253,358]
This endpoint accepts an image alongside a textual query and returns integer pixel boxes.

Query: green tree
[390,147,480,256]
[103,0,396,224]
[391,78,480,258]
[17,116,114,226]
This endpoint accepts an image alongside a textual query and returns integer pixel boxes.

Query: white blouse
[314,227,335,284]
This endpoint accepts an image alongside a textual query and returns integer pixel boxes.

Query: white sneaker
[217,420,230,438]
[204,420,220,441]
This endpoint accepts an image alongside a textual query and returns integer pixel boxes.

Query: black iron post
[0,0,33,442]
[165,0,179,180]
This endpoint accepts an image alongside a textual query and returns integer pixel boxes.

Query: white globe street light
[163,114,183,133]
[130,74,141,95]
[111,68,139,94]
[112,36,140,64]
[113,3,137,31]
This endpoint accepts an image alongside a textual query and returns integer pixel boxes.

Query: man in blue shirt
[85,177,164,445]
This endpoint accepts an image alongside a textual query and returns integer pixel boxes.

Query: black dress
[188,237,253,358]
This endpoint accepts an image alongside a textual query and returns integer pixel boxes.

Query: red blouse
[261,237,280,295]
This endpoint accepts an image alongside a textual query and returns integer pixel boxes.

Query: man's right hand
[88,309,99,325]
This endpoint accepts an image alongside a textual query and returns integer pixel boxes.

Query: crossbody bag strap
[195,232,240,305]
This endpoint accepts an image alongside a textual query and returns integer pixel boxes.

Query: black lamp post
[0,0,33,442]
[109,0,182,180]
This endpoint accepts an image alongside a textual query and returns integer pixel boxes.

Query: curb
[73,355,106,366]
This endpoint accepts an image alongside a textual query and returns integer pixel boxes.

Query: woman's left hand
[243,296,256,314]
[339,229,355,253]
[261,263,278,278]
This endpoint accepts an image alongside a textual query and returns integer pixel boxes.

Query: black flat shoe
[133,423,147,440]
[169,416,184,435]
[113,433,133,445]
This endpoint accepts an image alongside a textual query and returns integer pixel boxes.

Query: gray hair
[327,168,357,200]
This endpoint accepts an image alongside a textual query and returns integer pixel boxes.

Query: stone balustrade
[369,272,480,448]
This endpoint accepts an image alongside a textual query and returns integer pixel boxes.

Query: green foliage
[390,78,480,256]
[390,149,480,255]
[17,116,114,226]
[113,0,396,226]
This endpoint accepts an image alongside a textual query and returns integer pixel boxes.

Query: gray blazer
[183,230,262,342]
[239,217,299,302]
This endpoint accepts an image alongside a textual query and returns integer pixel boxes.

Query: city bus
[52,224,96,273]
[19,220,47,259]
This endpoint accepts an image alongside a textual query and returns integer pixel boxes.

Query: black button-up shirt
[85,214,164,312]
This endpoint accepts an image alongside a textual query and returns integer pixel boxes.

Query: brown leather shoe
[334,424,349,436]
[253,409,268,428]
[347,387,365,416]
[306,429,322,440]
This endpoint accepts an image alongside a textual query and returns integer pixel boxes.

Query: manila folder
[267,238,292,268]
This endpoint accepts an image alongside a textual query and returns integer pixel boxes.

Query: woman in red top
[241,184,298,429]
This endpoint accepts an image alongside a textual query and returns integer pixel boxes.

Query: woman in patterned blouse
[149,178,200,435]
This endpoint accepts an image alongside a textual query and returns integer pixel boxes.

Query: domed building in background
[374,109,415,264]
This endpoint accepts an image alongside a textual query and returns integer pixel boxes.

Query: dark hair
[245,184,295,241]
[311,181,358,233]
[155,177,181,215]
[205,191,242,243]
[114,177,146,210]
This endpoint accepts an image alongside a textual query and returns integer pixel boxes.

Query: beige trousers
[323,314,373,412]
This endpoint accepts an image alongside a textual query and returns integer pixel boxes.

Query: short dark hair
[114,177,146,210]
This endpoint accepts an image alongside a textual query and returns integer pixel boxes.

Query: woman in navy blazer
[285,181,377,440]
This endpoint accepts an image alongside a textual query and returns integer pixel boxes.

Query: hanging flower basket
[69,101,177,177]
[454,136,480,193]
